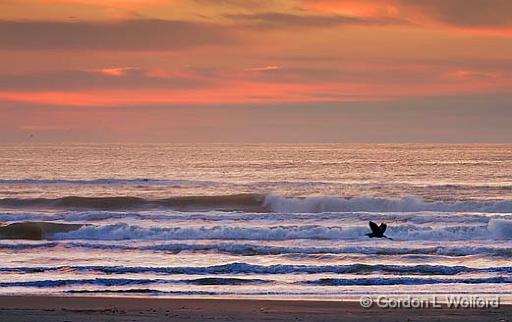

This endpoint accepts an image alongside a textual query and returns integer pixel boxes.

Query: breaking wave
[52,220,512,241]
[1,276,510,289]
[0,194,266,212]
[264,195,512,213]
[2,194,512,213]
[0,277,267,288]
[1,210,510,224]
[2,218,510,241]
[1,263,510,275]
[0,222,83,240]
[303,276,512,286]
[1,241,510,257]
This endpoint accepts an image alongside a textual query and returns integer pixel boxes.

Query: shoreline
[0,295,510,321]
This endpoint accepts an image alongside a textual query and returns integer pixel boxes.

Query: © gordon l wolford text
[359,295,501,309]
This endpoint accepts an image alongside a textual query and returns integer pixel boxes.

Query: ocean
[0,144,511,300]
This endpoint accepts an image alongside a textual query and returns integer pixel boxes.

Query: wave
[2,263,510,275]
[65,289,512,296]
[0,178,216,188]
[63,289,326,296]
[0,240,507,257]
[1,276,510,289]
[2,194,512,213]
[140,243,512,257]
[0,194,267,212]
[303,276,512,286]
[488,219,512,239]
[1,219,511,242]
[264,195,512,213]
[63,289,287,296]
[66,289,168,294]
[3,179,512,192]
[0,222,83,240]
[0,277,268,288]
[54,223,364,240]
[53,219,512,241]
[2,210,510,225]
[0,242,59,249]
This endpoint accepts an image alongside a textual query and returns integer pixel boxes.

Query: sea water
[0,144,510,300]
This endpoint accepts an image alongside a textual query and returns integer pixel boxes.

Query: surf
[0,194,267,212]
[2,263,510,275]
[51,220,512,241]
[1,194,512,213]
[0,222,83,240]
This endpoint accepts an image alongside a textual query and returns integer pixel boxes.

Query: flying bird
[366,221,392,240]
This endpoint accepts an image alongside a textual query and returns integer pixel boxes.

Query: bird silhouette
[366,221,392,239]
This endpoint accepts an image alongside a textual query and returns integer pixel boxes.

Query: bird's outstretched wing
[369,221,380,234]
[379,223,387,233]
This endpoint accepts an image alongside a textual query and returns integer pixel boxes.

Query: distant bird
[366,221,392,239]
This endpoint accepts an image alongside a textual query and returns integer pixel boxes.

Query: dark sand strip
[0,296,510,322]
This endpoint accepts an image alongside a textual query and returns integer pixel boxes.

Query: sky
[1,0,512,143]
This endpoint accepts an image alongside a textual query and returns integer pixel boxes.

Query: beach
[0,296,510,322]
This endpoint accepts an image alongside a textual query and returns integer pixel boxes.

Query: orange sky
[1,0,512,142]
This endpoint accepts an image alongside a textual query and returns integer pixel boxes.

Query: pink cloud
[442,69,500,80]
[96,67,136,76]
[244,65,281,72]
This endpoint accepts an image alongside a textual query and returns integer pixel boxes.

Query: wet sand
[0,296,510,322]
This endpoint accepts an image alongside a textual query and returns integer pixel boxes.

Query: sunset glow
[1,0,512,142]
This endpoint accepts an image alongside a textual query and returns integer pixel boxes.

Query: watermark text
[359,295,500,309]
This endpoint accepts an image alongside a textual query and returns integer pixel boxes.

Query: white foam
[488,219,512,239]
[264,195,512,213]
[53,222,512,241]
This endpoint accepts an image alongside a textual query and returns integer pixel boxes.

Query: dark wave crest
[0,277,268,288]
[2,194,512,213]
[303,276,512,286]
[1,240,508,257]
[0,222,82,240]
[0,194,266,212]
[1,263,510,275]
[1,275,509,289]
